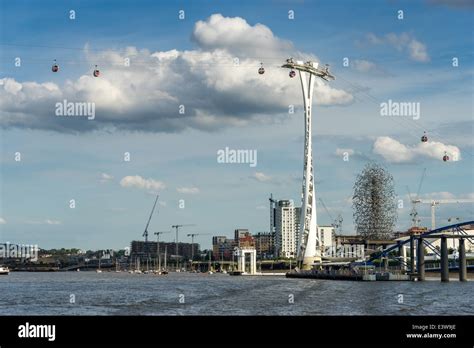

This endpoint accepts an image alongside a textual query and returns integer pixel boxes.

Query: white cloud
[0,14,353,134]
[407,39,430,62]
[365,32,430,62]
[253,172,271,182]
[100,173,114,182]
[192,13,293,58]
[26,219,62,225]
[0,217,6,224]
[373,136,461,163]
[120,175,166,191]
[176,187,200,194]
[351,59,377,72]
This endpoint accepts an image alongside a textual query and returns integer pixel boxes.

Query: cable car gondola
[443,152,449,162]
[52,59,59,73]
[93,65,100,77]
[421,131,428,143]
[258,63,265,75]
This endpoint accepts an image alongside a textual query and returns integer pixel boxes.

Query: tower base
[301,256,322,270]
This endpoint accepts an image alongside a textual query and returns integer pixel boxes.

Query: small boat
[0,266,10,275]
[96,269,102,273]
[76,268,81,272]
[229,271,243,276]
[208,271,214,275]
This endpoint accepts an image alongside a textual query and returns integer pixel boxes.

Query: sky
[0,0,473,250]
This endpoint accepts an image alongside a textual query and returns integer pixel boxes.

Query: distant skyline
[0,0,473,250]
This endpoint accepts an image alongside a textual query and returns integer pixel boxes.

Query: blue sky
[0,0,473,250]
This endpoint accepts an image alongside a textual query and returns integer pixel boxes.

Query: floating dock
[286,270,410,281]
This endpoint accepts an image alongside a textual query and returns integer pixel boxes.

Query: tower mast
[281,59,335,269]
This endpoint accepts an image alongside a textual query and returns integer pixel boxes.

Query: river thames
[1,272,472,315]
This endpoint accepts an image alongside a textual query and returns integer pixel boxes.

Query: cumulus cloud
[0,14,352,134]
[373,136,461,163]
[252,172,272,182]
[192,13,293,58]
[177,187,200,194]
[0,217,6,224]
[120,175,166,191]
[364,32,430,62]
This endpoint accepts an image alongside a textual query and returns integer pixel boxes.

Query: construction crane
[154,231,170,271]
[318,197,343,235]
[414,199,474,230]
[171,224,195,258]
[187,233,210,261]
[406,168,426,228]
[143,195,159,260]
[269,193,277,254]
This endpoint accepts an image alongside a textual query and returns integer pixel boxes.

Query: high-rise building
[274,200,300,258]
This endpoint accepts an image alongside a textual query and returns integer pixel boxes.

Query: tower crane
[143,195,159,260]
[415,199,474,230]
[171,224,195,258]
[407,168,426,228]
[187,233,210,261]
[154,231,170,271]
[318,198,343,235]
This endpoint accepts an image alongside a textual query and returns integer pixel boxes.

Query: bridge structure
[369,220,474,282]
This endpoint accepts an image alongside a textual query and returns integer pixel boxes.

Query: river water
[1,272,472,315]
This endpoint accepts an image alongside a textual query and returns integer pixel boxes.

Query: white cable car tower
[281,58,335,269]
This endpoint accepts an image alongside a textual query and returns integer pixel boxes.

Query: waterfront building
[212,236,235,261]
[274,200,300,258]
[254,232,274,259]
[318,225,335,250]
[234,229,255,248]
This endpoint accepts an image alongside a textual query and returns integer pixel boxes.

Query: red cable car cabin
[52,60,59,72]
[421,132,428,142]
